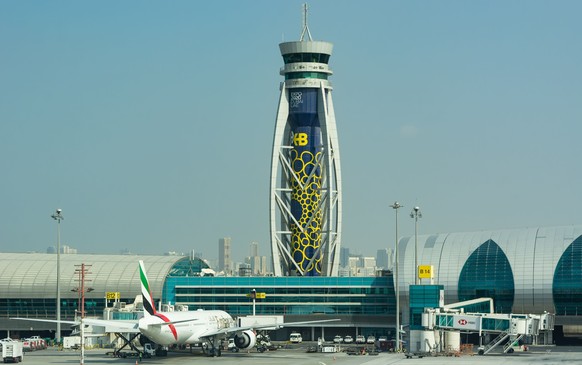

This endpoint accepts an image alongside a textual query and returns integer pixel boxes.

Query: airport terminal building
[0,253,394,341]
[397,225,582,340]
[1,224,581,342]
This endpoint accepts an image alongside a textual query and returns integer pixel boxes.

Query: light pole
[390,201,403,352]
[51,208,63,343]
[410,206,422,285]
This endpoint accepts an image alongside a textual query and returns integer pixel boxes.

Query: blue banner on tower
[288,88,322,276]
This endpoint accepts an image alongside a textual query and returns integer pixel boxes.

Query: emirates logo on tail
[139,260,156,316]
[139,260,178,340]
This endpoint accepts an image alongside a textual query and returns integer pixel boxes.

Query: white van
[289,333,303,343]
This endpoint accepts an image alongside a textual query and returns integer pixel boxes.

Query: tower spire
[272,8,342,276]
[300,3,313,41]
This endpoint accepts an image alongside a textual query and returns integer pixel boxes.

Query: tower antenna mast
[300,3,313,41]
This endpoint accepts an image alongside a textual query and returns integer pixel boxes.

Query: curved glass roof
[553,235,582,315]
[458,239,515,313]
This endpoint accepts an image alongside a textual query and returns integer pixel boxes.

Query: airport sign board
[106,292,120,300]
[452,315,480,331]
[418,265,434,279]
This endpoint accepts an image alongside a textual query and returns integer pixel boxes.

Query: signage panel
[452,315,481,331]
[418,265,434,279]
[106,292,120,300]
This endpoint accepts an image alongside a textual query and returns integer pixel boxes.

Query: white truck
[2,341,24,363]
[63,336,81,349]
[289,333,302,343]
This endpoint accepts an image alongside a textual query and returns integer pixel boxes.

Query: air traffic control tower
[269,8,342,277]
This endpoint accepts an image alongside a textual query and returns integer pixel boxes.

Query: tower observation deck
[269,7,342,276]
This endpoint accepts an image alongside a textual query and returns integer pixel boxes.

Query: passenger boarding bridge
[417,298,555,355]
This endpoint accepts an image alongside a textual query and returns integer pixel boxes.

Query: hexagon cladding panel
[288,88,323,276]
[290,149,322,275]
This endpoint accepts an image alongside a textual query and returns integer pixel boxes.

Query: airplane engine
[233,330,256,349]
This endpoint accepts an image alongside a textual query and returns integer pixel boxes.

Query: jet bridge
[422,304,555,355]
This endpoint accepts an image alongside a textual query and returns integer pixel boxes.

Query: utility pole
[73,263,92,365]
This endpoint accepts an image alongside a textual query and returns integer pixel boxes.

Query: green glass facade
[409,285,443,330]
[283,53,330,64]
[458,240,515,313]
[163,276,393,317]
[553,235,582,315]
[285,72,328,80]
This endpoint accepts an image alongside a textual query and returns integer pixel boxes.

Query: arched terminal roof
[0,253,204,301]
[397,225,582,314]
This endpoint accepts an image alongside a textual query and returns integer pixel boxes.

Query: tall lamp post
[410,206,422,285]
[51,208,63,343]
[390,201,403,352]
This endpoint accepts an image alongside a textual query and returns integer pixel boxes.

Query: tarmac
[18,345,582,365]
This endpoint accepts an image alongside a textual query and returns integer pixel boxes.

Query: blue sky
[1,1,581,265]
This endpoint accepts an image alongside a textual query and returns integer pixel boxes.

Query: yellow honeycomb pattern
[290,148,322,275]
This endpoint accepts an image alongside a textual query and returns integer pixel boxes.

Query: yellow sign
[293,133,308,146]
[418,265,434,279]
[106,292,120,300]
[246,292,266,299]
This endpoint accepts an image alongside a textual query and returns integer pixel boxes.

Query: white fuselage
[138,309,234,346]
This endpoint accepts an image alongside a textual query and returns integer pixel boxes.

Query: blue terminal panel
[409,284,444,330]
[288,88,322,276]
[163,276,393,317]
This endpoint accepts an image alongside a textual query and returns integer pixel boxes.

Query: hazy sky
[1,1,581,265]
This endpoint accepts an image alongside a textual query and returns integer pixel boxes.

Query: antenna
[299,3,313,41]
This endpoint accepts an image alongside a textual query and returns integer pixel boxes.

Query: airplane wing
[200,318,340,338]
[11,318,78,325]
[82,318,139,330]
[11,317,140,332]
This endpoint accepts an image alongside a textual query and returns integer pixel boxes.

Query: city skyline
[1,1,581,264]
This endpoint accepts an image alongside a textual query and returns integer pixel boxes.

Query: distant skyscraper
[218,237,231,274]
[270,6,342,277]
[376,249,389,270]
[247,241,266,275]
[340,247,350,268]
[250,241,259,257]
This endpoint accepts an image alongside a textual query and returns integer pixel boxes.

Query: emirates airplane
[15,260,338,357]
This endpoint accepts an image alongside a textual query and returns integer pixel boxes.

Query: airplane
[14,260,339,357]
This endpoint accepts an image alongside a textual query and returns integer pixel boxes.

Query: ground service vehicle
[28,336,46,349]
[289,333,302,343]
[2,341,23,363]
[143,343,156,357]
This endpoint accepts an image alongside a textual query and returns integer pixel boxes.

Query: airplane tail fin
[139,260,156,317]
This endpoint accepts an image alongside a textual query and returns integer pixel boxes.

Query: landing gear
[203,336,222,357]
[210,348,222,357]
